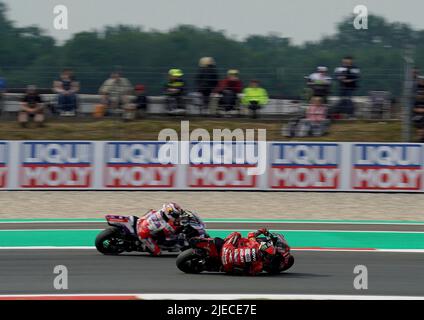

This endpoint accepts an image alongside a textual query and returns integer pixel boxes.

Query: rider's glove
[177,233,186,240]
[256,228,270,237]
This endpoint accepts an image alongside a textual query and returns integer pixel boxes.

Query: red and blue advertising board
[352,143,422,191]
[19,142,93,188]
[0,142,8,188]
[188,142,258,188]
[104,142,176,188]
[269,143,341,189]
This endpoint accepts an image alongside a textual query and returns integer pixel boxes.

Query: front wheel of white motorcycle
[95,227,126,255]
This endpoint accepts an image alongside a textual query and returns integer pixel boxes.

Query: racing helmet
[162,202,183,221]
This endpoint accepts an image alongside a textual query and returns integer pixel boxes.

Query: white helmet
[161,202,183,221]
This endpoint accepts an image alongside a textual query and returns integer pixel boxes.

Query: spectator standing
[195,57,218,113]
[306,66,332,103]
[18,85,45,128]
[99,70,133,116]
[215,69,243,114]
[53,69,79,116]
[165,69,186,112]
[333,56,360,119]
[241,80,269,119]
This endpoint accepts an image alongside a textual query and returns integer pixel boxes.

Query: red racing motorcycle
[176,233,294,274]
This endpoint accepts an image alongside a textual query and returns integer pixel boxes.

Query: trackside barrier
[0,141,422,192]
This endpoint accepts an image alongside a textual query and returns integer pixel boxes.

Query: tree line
[0,2,422,97]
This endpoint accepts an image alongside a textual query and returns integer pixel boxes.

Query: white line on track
[137,293,424,300]
[0,293,423,300]
[207,221,424,226]
[0,246,424,253]
[210,229,424,234]
[292,248,424,253]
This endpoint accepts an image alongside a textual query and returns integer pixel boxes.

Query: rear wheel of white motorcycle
[176,249,205,274]
[95,227,126,255]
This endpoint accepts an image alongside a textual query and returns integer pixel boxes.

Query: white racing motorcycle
[95,210,208,255]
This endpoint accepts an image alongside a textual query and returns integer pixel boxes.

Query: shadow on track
[174,271,331,279]
[94,253,180,258]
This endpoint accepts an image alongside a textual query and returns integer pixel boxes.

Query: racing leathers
[136,209,180,256]
[221,229,270,275]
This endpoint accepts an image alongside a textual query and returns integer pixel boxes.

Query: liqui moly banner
[352,144,423,191]
[187,142,261,188]
[3,140,424,191]
[0,142,8,188]
[104,142,177,188]
[269,143,341,189]
[19,142,93,188]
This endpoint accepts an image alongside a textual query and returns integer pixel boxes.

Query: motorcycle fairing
[105,215,137,235]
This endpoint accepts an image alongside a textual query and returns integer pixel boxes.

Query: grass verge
[0,119,403,141]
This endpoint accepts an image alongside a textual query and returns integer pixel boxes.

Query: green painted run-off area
[0,229,423,249]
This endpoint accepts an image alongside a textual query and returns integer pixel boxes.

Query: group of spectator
[10,55,360,131]
[17,69,147,127]
[162,58,269,118]
[16,57,267,125]
[305,56,361,119]
[17,69,80,127]
[284,56,361,137]
[10,55,424,142]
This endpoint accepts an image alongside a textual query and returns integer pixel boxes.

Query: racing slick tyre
[281,255,295,271]
[265,255,295,274]
[95,227,126,255]
[176,249,205,274]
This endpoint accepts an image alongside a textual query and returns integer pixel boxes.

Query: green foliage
[0,3,419,97]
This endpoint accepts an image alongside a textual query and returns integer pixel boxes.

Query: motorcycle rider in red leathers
[136,202,183,256]
[221,228,277,275]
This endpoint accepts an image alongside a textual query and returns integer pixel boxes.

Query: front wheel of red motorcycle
[265,255,295,274]
[281,255,295,271]
[176,249,205,274]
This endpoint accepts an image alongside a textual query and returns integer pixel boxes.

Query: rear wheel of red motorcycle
[176,249,205,274]
[95,227,126,255]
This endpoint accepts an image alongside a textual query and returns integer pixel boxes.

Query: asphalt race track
[0,221,423,297]
[0,249,423,296]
